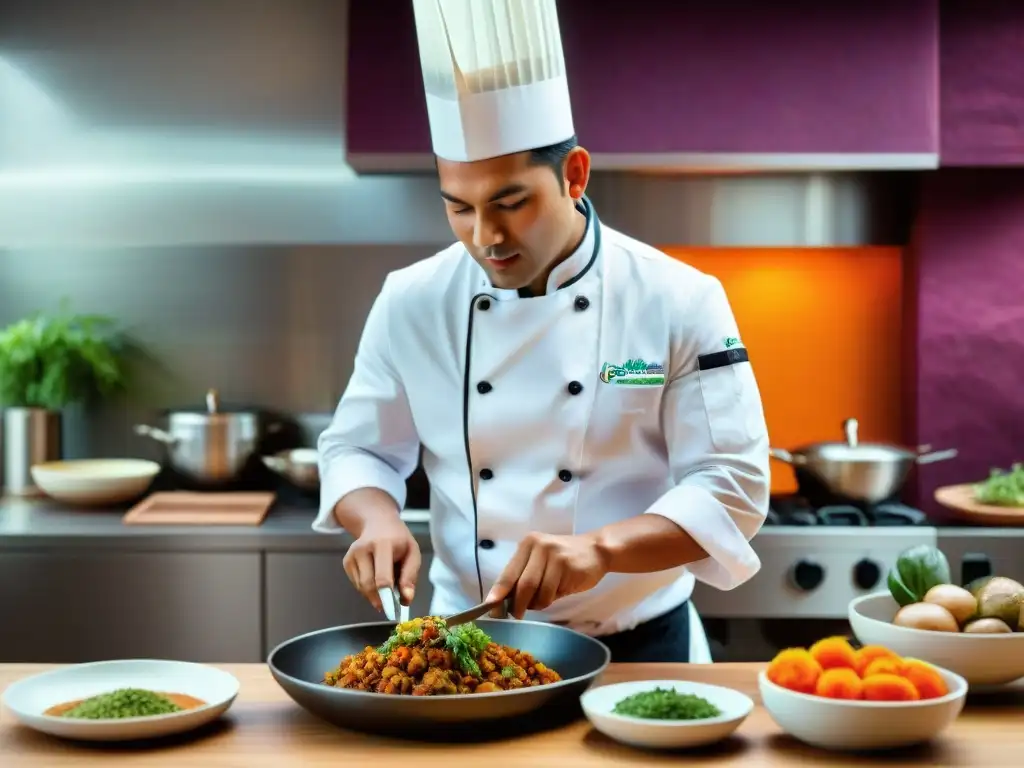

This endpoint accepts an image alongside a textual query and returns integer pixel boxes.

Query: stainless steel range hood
[0,0,915,249]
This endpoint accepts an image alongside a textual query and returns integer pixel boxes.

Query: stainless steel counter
[0,497,432,552]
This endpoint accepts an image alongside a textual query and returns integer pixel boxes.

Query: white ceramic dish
[30,459,160,506]
[759,666,967,751]
[850,591,1024,686]
[580,679,753,750]
[2,659,239,742]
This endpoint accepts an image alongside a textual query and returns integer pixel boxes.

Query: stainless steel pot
[769,417,958,504]
[2,408,62,497]
[134,389,272,483]
[262,448,319,490]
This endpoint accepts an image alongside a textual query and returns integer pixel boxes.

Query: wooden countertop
[2,663,1022,766]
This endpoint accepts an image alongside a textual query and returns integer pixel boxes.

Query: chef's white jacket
[314,200,770,662]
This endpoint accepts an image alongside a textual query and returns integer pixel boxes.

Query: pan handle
[134,424,178,446]
[915,448,959,465]
[769,447,806,465]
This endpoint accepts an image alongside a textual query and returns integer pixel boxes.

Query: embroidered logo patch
[723,336,742,349]
[599,358,666,386]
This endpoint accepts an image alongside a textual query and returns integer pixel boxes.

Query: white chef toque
[412,0,576,163]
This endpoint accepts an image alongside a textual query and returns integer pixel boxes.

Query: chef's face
[436,147,591,294]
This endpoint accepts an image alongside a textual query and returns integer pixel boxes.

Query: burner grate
[766,495,928,527]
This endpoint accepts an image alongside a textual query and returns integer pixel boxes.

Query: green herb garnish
[60,689,182,720]
[500,666,518,678]
[376,617,495,676]
[443,623,492,676]
[974,464,1024,508]
[612,688,722,721]
[377,619,425,655]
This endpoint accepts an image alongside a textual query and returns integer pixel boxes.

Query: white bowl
[849,591,1024,686]
[1,659,239,742]
[759,666,967,751]
[580,679,753,750]
[30,459,160,506]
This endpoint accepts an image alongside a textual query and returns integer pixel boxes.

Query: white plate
[1,659,240,742]
[580,679,753,750]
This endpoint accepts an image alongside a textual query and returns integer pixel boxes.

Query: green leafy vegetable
[376,617,494,676]
[500,666,518,678]
[60,689,181,720]
[612,688,722,721]
[888,544,951,607]
[974,464,1024,508]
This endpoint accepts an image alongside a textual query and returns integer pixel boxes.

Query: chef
[313,0,770,663]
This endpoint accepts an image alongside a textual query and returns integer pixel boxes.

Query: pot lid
[812,443,912,462]
[798,418,915,461]
[163,389,262,416]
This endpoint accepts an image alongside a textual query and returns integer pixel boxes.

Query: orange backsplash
[660,247,904,494]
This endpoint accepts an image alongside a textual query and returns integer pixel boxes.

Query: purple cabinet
[940,1,1024,166]
[346,1,939,172]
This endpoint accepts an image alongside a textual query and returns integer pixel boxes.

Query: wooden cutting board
[935,483,1024,526]
[122,491,275,526]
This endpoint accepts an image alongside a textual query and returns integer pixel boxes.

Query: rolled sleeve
[312,275,420,534]
[643,275,770,590]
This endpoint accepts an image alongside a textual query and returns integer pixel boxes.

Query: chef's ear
[564,147,591,200]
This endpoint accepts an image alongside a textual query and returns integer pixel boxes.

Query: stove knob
[790,559,825,592]
[853,558,882,590]
[961,553,993,588]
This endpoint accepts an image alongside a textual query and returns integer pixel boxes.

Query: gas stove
[766,495,929,527]
[691,494,938,622]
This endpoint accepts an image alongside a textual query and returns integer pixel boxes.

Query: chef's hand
[343,516,421,612]
[485,532,609,619]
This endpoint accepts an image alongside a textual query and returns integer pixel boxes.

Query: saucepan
[770,418,958,505]
[134,389,281,484]
[267,618,610,740]
[261,448,319,491]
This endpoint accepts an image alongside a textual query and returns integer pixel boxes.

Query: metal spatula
[444,596,512,627]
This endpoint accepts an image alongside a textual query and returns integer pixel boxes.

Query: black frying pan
[267,619,611,740]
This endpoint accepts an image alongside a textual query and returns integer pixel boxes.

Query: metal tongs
[376,586,513,627]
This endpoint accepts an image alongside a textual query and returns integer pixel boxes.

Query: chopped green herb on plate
[612,687,722,721]
[974,464,1024,508]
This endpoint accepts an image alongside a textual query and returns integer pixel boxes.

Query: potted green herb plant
[0,303,128,496]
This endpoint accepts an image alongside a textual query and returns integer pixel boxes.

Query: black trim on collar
[558,196,601,291]
[515,196,600,298]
